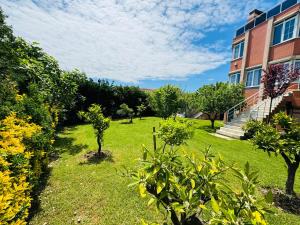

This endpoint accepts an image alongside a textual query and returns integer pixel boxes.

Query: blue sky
[0,0,278,91]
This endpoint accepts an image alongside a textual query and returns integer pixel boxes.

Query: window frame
[272,15,298,46]
[232,41,244,60]
[229,72,241,84]
[245,68,262,88]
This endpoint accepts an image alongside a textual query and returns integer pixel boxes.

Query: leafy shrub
[250,113,300,195]
[117,103,135,123]
[0,113,41,225]
[243,120,264,139]
[272,112,292,130]
[158,118,194,147]
[130,146,271,225]
[137,104,147,120]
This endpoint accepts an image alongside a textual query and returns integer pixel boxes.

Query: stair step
[216,129,243,139]
[219,127,244,136]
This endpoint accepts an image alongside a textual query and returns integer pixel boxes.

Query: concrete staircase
[216,93,286,139]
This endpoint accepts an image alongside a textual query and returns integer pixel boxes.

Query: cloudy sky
[0,0,276,90]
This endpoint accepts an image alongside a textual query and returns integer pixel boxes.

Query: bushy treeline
[66,79,153,124]
[0,8,151,224]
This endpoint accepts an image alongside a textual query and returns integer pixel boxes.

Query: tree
[182,92,199,118]
[117,103,134,123]
[245,112,300,195]
[130,131,271,225]
[262,64,300,122]
[158,118,194,151]
[196,82,244,129]
[136,103,147,120]
[79,104,110,156]
[150,85,183,119]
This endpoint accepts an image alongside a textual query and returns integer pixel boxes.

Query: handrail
[225,88,263,123]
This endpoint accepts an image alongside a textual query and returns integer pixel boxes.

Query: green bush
[158,118,194,148]
[243,120,264,139]
[249,113,300,195]
[130,146,271,225]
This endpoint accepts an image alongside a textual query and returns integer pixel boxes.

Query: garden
[1,6,300,225]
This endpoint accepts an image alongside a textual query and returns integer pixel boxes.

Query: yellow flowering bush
[0,113,41,225]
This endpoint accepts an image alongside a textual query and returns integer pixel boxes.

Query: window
[245,68,262,87]
[295,60,300,70]
[272,16,297,45]
[295,60,300,82]
[229,73,240,84]
[233,41,244,59]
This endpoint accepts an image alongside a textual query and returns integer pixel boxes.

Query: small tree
[79,104,110,156]
[262,64,300,122]
[245,112,300,195]
[196,82,244,129]
[158,118,194,151]
[150,85,183,119]
[136,103,147,120]
[117,103,134,123]
[129,131,271,224]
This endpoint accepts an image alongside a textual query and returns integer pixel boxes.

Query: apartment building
[229,0,300,99]
[217,0,300,138]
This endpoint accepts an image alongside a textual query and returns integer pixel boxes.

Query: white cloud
[0,0,271,82]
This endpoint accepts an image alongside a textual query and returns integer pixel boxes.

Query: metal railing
[248,95,283,121]
[225,89,263,123]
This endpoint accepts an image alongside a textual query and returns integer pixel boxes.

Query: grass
[29,117,300,225]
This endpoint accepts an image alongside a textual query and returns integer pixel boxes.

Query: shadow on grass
[79,150,114,165]
[196,124,221,133]
[28,167,52,220]
[262,187,300,215]
[53,136,88,156]
[120,121,133,124]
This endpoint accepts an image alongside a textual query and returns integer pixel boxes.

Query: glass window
[233,45,240,59]
[273,23,283,45]
[229,73,240,84]
[245,68,261,87]
[283,17,296,41]
[272,16,297,45]
[295,60,300,70]
[232,41,244,59]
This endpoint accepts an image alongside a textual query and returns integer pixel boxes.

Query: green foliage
[117,103,135,123]
[150,85,183,119]
[273,112,293,130]
[196,82,244,129]
[130,145,270,225]
[137,104,147,119]
[79,104,110,154]
[249,113,300,195]
[0,76,19,119]
[243,120,264,139]
[182,92,199,118]
[158,118,194,147]
[70,79,152,123]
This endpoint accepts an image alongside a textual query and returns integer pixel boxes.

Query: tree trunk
[130,116,133,123]
[182,215,203,225]
[268,97,273,123]
[97,135,102,156]
[170,210,181,225]
[286,162,299,195]
[210,119,215,129]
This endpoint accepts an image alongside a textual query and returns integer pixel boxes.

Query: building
[217,0,300,139]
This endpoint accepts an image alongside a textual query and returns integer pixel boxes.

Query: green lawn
[29,117,300,225]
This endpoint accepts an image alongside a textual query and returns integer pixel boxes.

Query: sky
[0,0,278,91]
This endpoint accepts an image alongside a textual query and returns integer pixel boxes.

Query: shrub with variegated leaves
[130,131,272,225]
[0,113,41,225]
